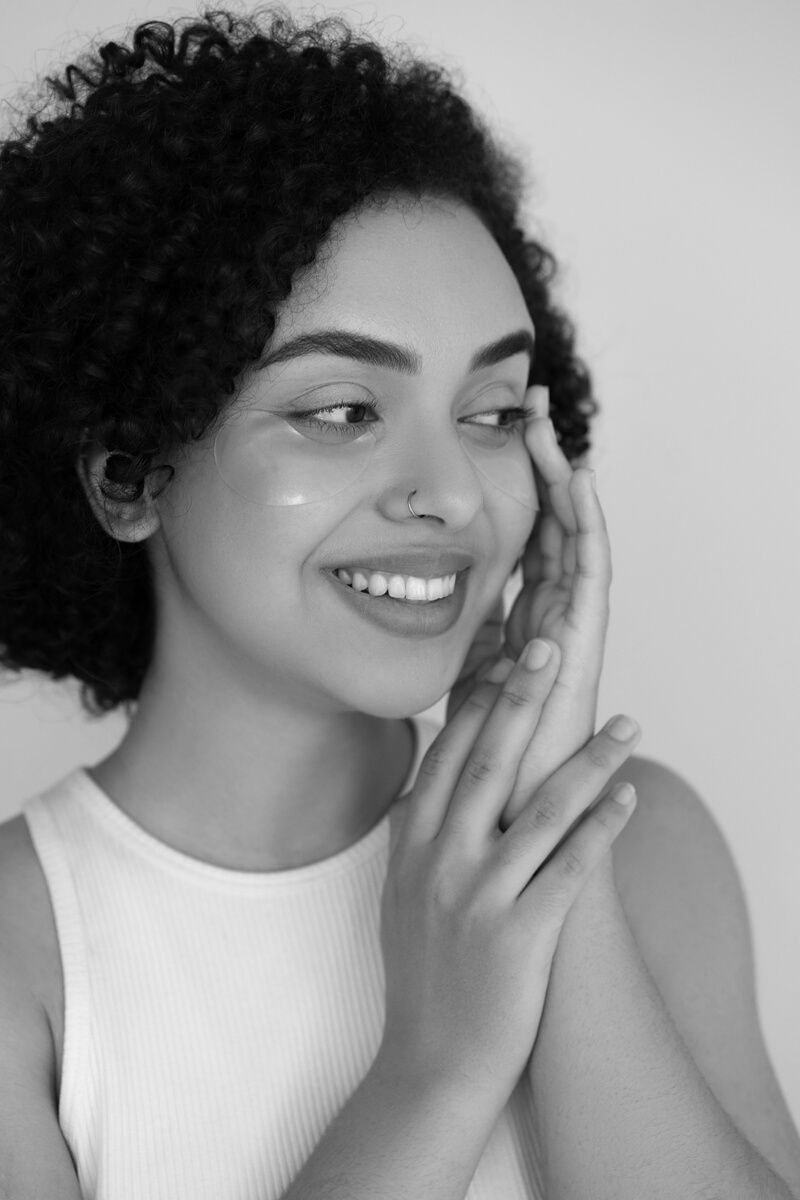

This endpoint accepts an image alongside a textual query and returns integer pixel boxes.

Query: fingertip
[523,415,549,449]
[547,636,562,664]
[526,384,550,420]
[570,465,594,490]
[534,636,560,668]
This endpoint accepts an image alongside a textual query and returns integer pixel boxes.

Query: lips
[325,561,468,636]
[329,550,474,578]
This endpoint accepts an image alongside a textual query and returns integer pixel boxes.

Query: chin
[340,671,452,721]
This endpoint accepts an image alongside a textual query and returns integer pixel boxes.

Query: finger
[537,512,564,585]
[525,384,550,421]
[498,473,613,829]
[403,655,525,845]
[440,638,562,847]
[517,505,546,586]
[407,640,561,848]
[564,467,611,631]
[445,596,507,724]
[502,515,561,660]
[516,462,551,589]
[489,714,641,903]
[524,418,576,534]
[523,782,637,922]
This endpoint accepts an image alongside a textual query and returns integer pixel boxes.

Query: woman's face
[148,197,538,718]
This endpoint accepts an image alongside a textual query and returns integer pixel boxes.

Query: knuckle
[584,740,613,771]
[493,831,530,870]
[498,684,530,711]
[463,753,498,785]
[529,792,560,831]
[587,802,616,833]
[417,744,450,780]
[558,848,585,878]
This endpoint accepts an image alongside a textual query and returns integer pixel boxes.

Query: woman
[1,7,798,1199]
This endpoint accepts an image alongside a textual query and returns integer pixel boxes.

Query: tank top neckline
[64,716,422,893]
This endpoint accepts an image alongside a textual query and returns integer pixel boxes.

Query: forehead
[273,197,534,354]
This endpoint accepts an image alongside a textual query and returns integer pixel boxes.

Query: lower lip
[324,570,469,637]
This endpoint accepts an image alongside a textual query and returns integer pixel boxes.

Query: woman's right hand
[379,641,641,1103]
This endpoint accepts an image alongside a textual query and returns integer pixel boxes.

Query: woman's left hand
[446,388,612,830]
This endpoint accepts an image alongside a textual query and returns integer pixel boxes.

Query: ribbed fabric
[23,713,545,1200]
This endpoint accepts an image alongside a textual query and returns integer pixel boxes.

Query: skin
[6,191,800,1199]
[76,197,538,871]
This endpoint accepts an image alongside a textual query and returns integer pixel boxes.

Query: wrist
[370,1041,511,1123]
[556,852,626,946]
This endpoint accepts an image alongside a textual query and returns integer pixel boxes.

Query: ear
[76,442,164,544]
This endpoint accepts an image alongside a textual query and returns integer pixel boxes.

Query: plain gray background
[1,0,799,1127]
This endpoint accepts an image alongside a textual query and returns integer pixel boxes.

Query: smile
[324,568,470,637]
[333,567,457,603]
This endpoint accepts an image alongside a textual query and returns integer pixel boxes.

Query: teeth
[335,569,457,602]
[367,574,389,597]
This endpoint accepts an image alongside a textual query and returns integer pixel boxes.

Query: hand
[447,387,611,828]
[381,642,641,1103]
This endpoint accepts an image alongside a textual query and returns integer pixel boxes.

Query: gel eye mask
[213,406,538,510]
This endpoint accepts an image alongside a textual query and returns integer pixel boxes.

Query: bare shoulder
[609,752,732,882]
[0,812,81,1196]
[0,812,63,1082]
[0,811,60,976]
[608,752,747,941]
[607,753,800,1195]
[608,751,751,983]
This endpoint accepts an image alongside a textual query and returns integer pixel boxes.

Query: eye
[287,400,380,438]
[468,407,529,430]
[282,392,534,443]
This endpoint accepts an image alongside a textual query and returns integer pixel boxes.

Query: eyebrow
[261,328,535,375]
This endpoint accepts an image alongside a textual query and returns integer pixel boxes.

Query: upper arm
[0,819,83,1200]
[611,755,800,1199]
[0,965,83,1199]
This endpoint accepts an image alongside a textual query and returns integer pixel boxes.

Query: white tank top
[23,713,545,1200]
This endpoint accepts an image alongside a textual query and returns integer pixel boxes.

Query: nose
[376,410,487,525]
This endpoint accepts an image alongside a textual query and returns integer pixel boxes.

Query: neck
[87,660,416,872]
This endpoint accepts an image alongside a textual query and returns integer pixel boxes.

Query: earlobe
[76,443,162,544]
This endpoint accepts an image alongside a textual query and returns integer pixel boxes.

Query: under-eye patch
[213,405,539,511]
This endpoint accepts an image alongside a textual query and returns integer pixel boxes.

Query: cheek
[156,476,298,640]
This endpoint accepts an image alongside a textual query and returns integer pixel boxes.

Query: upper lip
[330,550,475,578]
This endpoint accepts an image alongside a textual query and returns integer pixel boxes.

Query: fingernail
[614,783,637,807]
[607,715,640,742]
[523,639,553,671]
[485,657,515,684]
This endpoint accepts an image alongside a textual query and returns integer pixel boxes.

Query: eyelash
[289,399,532,438]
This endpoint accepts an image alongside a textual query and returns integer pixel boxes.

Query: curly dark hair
[0,5,598,719]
